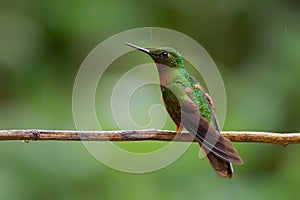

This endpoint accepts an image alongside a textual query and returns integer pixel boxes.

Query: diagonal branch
[0,129,299,146]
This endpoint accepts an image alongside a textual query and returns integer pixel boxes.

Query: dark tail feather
[199,144,233,178]
[179,95,243,177]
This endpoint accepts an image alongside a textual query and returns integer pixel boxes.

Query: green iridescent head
[125,43,184,68]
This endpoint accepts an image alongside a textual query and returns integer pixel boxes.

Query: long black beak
[125,42,150,54]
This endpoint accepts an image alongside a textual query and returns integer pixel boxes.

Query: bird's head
[125,43,184,69]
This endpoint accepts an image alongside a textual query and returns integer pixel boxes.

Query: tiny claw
[176,125,183,134]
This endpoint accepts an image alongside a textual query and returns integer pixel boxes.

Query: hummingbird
[125,43,243,178]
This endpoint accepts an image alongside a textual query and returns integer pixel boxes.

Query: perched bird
[125,43,243,178]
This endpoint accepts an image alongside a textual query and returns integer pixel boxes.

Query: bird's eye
[161,51,169,58]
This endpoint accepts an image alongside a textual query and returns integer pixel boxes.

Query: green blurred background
[1,0,300,199]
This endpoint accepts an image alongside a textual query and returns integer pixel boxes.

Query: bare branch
[0,129,299,146]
